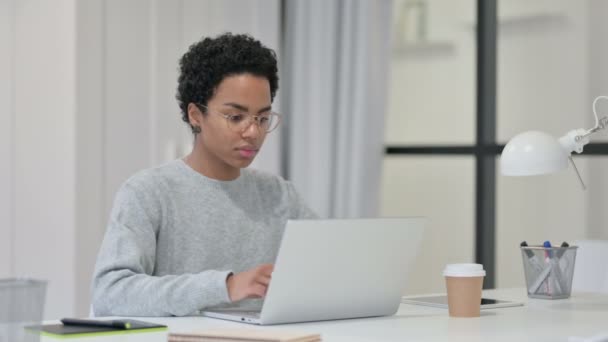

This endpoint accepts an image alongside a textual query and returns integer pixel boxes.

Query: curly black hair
[176,33,279,132]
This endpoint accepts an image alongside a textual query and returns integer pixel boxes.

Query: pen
[60,318,132,330]
[543,240,552,258]
[529,264,552,294]
[541,240,568,295]
[552,241,570,293]
[543,241,552,295]
[556,241,570,258]
[520,241,544,273]
[521,241,550,294]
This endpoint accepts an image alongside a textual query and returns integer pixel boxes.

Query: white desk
[42,288,608,342]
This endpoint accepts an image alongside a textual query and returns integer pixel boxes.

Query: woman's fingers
[255,274,271,286]
[248,283,268,298]
[248,268,272,297]
[257,264,274,276]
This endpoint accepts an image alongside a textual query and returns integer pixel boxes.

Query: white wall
[1,1,80,318]
[103,0,157,215]
[386,0,476,146]
[0,0,15,278]
[381,156,475,295]
[587,0,608,239]
[13,0,77,318]
[496,1,589,143]
[75,0,105,318]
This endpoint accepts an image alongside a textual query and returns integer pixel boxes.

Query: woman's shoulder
[243,168,316,218]
[243,168,292,190]
[121,160,185,193]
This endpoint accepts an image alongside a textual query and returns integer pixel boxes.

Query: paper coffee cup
[443,263,486,317]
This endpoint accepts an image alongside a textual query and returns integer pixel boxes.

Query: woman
[91,33,316,317]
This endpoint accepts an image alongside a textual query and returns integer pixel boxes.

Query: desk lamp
[500,96,608,189]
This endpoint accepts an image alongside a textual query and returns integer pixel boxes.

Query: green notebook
[27,319,167,339]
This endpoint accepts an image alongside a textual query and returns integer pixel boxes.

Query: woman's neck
[185,144,240,181]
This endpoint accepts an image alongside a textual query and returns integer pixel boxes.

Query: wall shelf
[468,13,567,34]
[392,41,455,59]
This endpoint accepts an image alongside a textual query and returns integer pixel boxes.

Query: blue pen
[543,240,552,258]
[542,240,568,295]
[542,241,552,295]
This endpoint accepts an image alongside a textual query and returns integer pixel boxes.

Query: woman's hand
[226,264,274,302]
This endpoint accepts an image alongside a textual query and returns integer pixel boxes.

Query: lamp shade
[500,131,569,176]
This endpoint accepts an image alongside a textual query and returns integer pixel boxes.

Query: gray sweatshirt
[91,159,316,317]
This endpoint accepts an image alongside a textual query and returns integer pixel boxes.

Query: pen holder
[0,278,46,342]
[520,246,578,299]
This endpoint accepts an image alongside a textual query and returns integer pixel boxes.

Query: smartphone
[401,295,524,309]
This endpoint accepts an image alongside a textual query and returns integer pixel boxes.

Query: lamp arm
[560,96,608,154]
[575,95,608,142]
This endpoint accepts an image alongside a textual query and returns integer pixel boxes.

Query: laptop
[202,217,426,325]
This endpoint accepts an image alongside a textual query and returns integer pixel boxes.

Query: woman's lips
[238,149,258,158]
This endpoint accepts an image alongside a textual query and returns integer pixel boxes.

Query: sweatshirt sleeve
[91,181,232,317]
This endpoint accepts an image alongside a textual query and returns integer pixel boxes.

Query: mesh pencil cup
[520,245,578,299]
[0,278,46,342]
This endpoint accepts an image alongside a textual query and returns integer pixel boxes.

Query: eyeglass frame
[194,103,282,134]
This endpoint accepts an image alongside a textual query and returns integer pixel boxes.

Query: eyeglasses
[195,103,282,133]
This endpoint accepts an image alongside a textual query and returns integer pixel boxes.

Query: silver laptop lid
[260,217,426,324]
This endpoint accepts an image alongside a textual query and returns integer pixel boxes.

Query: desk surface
[43,288,608,342]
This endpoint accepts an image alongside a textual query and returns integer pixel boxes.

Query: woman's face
[191,73,272,172]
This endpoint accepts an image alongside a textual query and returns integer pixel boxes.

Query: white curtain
[283,0,393,218]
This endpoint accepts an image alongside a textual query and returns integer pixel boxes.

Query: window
[381,0,608,292]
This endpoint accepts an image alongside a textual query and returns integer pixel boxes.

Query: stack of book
[169,329,321,342]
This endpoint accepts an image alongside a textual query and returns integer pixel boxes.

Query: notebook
[168,329,321,342]
[27,319,167,338]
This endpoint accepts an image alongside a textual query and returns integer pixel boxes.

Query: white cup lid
[443,263,486,277]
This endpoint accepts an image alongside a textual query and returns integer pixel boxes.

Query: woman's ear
[188,103,203,131]
[188,103,203,134]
